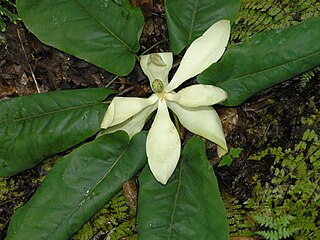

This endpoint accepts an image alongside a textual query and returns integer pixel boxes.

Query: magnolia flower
[101,20,230,184]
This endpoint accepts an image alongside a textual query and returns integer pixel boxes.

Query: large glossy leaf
[6,131,147,240]
[0,88,114,177]
[138,137,228,240]
[16,0,144,76]
[165,0,241,54]
[198,17,320,106]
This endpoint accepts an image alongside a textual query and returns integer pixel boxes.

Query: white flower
[101,20,230,184]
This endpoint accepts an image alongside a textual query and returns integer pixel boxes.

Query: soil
[0,1,319,239]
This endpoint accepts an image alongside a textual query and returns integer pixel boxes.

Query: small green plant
[254,214,298,240]
[226,112,320,239]
[299,66,320,87]
[248,127,320,239]
[218,147,243,167]
[231,0,320,42]
[0,0,19,31]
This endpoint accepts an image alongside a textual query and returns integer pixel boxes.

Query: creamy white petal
[101,94,158,129]
[167,101,228,157]
[100,103,157,138]
[217,146,227,158]
[165,20,230,92]
[146,99,181,184]
[165,84,227,107]
[140,52,173,87]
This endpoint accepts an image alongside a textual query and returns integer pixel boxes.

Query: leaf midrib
[167,160,184,239]
[74,0,133,52]
[0,102,104,125]
[49,143,128,239]
[187,0,199,46]
[213,51,320,86]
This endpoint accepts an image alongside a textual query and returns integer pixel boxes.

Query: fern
[72,191,136,240]
[225,112,320,239]
[108,219,137,240]
[231,0,320,42]
[223,193,255,237]
[253,214,298,240]
[299,66,320,88]
[247,127,320,239]
[0,0,19,32]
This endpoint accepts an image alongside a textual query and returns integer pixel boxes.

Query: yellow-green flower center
[152,79,164,93]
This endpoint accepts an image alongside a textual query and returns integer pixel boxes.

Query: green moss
[231,0,320,42]
[225,114,320,239]
[71,191,137,240]
[0,177,24,232]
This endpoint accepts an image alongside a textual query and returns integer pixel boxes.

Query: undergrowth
[225,112,320,240]
[231,0,320,42]
[71,191,137,240]
[299,66,320,88]
[231,0,320,86]
[1,1,319,239]
[0,0,19,32]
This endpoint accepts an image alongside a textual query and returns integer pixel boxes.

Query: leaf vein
[48,145,128,239]
[217,51,320,86]
[74,0,132,52]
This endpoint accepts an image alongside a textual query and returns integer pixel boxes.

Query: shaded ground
[0,1,319,239]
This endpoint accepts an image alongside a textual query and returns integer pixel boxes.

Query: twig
[139,38,168,58]
[105,75,119,88]
[16,28,41,93]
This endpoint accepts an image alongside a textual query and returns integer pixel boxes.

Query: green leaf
[16,0,144,76]
[218,155,233,167]
[6,131,147,240]
[165,0,241,54]
[138,137,228,240]
[198,17,320,106]
[218,148,243,167]
[229,147,243,158]
[0,88,114,177]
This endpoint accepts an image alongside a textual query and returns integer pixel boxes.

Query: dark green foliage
[198,17,320,106]
[72,191,137,240]
[231,0,320,42]
[222,194,255,237]
[138,137,229,240]
[225,112,320,239]
[254,215,298,240]
[165,0,241,54]
[0,88,114,176]
[5,131,147,240]
[0,0,19,32]
[17,0,144,76]
[249,127,320,238]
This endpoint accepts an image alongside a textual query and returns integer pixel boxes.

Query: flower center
[152,79,164,93]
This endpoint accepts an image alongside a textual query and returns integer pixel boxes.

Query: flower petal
[146,99,181,184]
[101,94,158,129]
[140,52,173,87]
[167,101,228,157]
[165,20,230,92]
[100,103,157,138]
[166,84,227,107]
